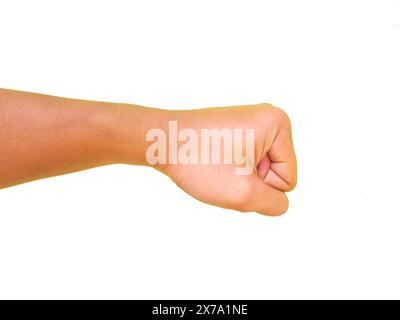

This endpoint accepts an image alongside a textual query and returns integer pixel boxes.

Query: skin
[0,88,297,216]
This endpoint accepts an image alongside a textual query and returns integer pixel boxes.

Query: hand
[156,104,297,216]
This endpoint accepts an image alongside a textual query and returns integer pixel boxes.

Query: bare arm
[0,89,296,216]
[0,88,166,187]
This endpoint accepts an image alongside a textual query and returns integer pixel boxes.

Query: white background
[0,0,399,299]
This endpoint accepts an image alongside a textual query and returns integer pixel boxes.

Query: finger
[264,166,293,191]
[248,174,289,216]
[256,153,271,178]
[267,111,297,191]
[257,153,294,192]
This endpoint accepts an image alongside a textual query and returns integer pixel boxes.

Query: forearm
[0,89,166,188]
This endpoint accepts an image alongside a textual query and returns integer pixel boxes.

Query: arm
[0,88,297,216]
[0,88,166,187]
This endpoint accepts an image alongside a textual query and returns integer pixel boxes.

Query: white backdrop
[0,0,399,299]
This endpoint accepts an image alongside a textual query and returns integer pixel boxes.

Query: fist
[151,104,297,216]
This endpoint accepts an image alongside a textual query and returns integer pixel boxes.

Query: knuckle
[257,104,292,130]
[271,106,291,126]
[258,102,275,110]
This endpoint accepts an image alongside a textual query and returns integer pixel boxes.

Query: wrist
[106,104,176,167]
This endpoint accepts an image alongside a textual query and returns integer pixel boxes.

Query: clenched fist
[153,104,297,216]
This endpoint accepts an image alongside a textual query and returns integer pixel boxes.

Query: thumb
[247,173,289,216]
